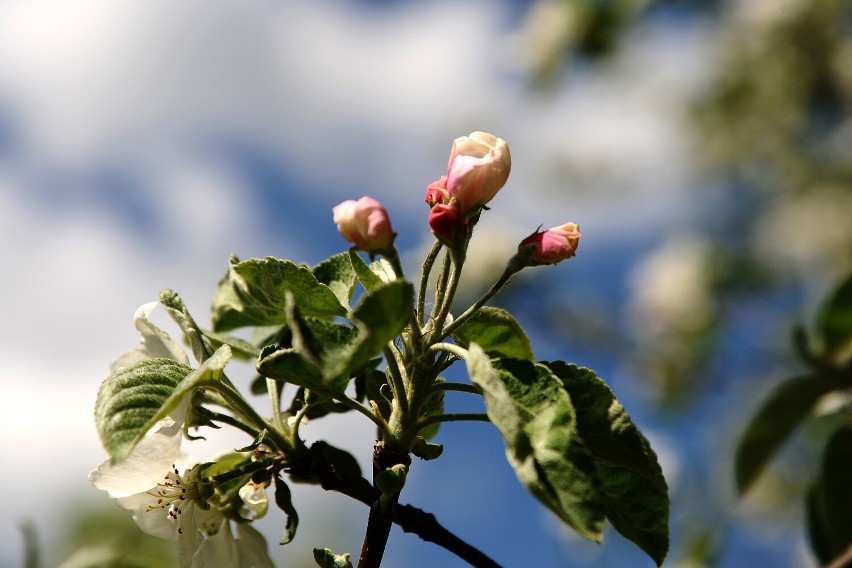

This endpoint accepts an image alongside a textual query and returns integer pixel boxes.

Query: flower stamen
[145,463,198,522]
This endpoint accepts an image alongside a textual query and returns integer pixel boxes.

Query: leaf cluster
[735,271,852,566]
[92,241,671,566]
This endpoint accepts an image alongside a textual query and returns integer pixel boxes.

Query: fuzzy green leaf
[256,345,327,392]
[258,281,411,395]
[351,279,413,349]
[348,250,392,292]
[735,373,844,495]
[817,272,852,357]
[273,475,300,545]
[452,306,534,361]
[201,329,261,360]
[418,380,445,441]
[139,345,233,443]
[159,289,215,362]
[95,358,191,462]
[807,425,852,566]
[466,345,605,540]
[313,252,357,308]
[211,256,346,332]
[546,361,670,566]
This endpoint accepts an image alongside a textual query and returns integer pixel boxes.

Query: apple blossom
[426,131,511,213]
[425,176,449,207]
[112,301,190,372]
[517,223,582,265]
[239,480,269,520]
[332,196,395,253]
[428,202,465,242]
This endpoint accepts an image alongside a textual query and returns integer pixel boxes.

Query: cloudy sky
[0,1,786,566]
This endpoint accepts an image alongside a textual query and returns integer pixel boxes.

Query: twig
[358,441,411,568]
[294,442,502,568]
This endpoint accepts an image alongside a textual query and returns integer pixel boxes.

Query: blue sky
[0,1,824,566]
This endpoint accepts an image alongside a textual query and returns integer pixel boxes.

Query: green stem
[328,390,395,440]
[418,241,443,326]
[431,249,464,341]
[430,382,481,395]
[202,409,262,438]
[429,342,468,360]
[413,413,491,434]
[442,264,516,339]
[213,382,293,454]
[384,247,406,283]
[290,402,311,443]
[267,377,288,435]
[206,458,272,485]
[384,344,410,417]
[428,250,452,333]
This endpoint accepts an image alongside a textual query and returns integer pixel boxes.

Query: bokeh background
[2,0,851,566]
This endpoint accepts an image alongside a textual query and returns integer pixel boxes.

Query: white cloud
[0,0,718,564]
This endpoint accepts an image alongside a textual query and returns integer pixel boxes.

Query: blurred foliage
[736,272,852,566]
[515,0,852,565]
[53,502,176,568]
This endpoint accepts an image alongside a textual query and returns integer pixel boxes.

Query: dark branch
[289,442,502,568]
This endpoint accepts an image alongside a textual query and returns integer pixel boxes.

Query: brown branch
[358,441,410,568]
[290,442,502,568]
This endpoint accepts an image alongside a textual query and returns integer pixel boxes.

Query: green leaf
[466,345,605,540]
[159,289,215,362]
[313,252,357,308]
[316,441,363,480]
[256,345,327,392]
[321,280,414,383]
[201,329,261,360]
[417,380,445,441]
[211,256,346,332]
[95,358,191,462]
[136,346,233,446]
[807,425,852,566]
[348,250,385,292]
[313,549,353,568]
[363,369,392,422]
[452,306,534,361]
[817,272,852,357]
[545,361,670,566]
[258,282,412,394]
[273,475,300,545]
[735,373,844,495]
[351,279,414,354]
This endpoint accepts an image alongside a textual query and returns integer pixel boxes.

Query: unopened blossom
[239,481,269,520]
[333,196,395,253]
[428,202,465,242]
[426,131,511,213]
[517,223,582,266]
[425,176,449,207]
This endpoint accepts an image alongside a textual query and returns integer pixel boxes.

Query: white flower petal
[235,523,276,568]
[178,504,204,568]
[238,482,268,519]
[88,402,191,497]
[114,491,180,540]
[111,302,190,372]
[189,510,239,568]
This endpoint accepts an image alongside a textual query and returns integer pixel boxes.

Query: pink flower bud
[332,196,395,252]
[425,176,449,207]
[428,202,465,242]
[445,131,511,212]
[518,223,581,265]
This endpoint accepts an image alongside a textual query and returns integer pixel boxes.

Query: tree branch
[291,442,502,568]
